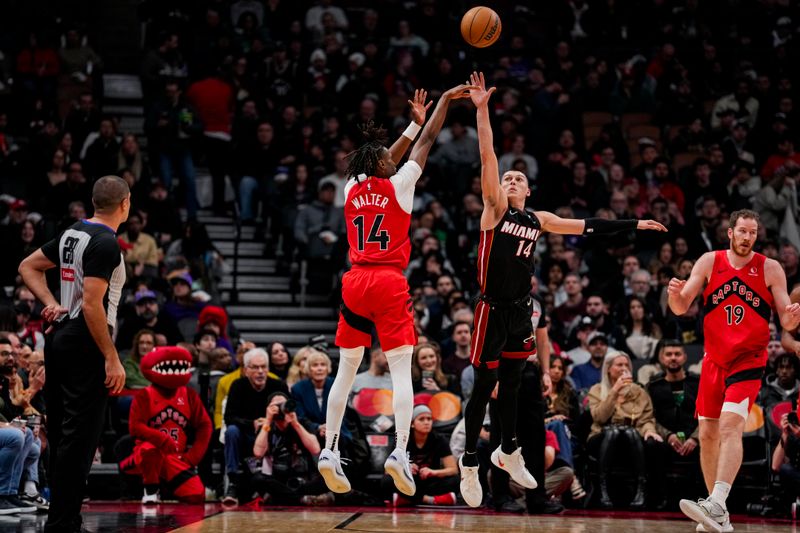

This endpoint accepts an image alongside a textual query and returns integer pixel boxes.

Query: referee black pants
[489,361,547,511]
[44,325,108,533]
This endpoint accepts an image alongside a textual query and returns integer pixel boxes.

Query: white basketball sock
[385,345,414,452]
[710,480,731,508]
[324,346,364,451]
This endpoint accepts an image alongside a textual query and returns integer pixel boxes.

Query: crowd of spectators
[2,0,800,518]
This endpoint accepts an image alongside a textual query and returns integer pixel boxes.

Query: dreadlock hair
[345,121,389,180]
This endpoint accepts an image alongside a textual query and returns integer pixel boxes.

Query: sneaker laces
[698,498,725,517]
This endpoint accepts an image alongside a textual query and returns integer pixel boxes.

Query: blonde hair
[599,351,633,400]
[305,350,332,375]
[286,346,324,388]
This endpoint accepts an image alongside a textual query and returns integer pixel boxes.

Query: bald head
[93,175,130,213]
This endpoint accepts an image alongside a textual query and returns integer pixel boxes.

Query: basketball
[461,6,502,48]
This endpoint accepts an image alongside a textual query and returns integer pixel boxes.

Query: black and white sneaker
[0,497,23,515]
[19,493,49,512]
[4,495,35,514]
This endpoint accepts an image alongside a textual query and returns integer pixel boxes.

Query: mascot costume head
[141,346,194,390]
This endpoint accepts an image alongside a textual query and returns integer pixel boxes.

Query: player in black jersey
[458,72,667,509]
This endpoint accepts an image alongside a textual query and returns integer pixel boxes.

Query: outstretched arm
[469,71,506,220]
[535,211,667,235]
[408,83,476,169]
[388,89,432,165]
[767,258,800,331]
[667,252,713,315]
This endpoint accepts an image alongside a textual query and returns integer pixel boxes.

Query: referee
[19,176,129,533]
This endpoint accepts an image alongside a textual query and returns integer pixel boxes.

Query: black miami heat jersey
[477,208,542,301]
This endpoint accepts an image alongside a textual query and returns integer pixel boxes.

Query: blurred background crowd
[1,0,800,519]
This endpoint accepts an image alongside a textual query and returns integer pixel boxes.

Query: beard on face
[730,236,753,257]
[666,363,683,374]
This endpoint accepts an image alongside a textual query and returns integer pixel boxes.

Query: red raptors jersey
[141,386,194,451]
[702,251,774,369]
[345,176,411,270]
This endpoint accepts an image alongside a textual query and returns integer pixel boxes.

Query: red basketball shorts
[696,353,765,420]
[336,267,417,351]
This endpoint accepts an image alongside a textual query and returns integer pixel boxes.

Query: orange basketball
[461,6,502,48]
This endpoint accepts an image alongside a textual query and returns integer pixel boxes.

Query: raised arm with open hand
[388,89,434,165]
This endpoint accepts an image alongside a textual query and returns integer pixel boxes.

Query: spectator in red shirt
[16,32,59,106]
[761,133,800,180]
[187,70,235,215]
[544,429,575,500]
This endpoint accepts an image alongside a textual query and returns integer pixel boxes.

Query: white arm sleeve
[390,160,423,214]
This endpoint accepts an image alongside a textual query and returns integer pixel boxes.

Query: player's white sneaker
[318,448,351,493]
[681,498,730,533]
[384,449,416,496]
[458,455,482,508]
[141,489,160,505]
[491,446,538,489]
[696,521,734,532]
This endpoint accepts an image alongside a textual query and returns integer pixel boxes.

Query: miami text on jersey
[500,220,541,241]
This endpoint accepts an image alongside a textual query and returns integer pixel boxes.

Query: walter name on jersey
[351,192,390,210]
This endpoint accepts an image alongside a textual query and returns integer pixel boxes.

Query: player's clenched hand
[667,278,686,297]
[785,303,800,319]
[408,89,433,125]
[105,357,126,395]
[636,219,667,232]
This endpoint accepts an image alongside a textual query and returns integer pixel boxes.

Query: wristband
[402,122,422,140]
[583,218,638,235]
[261,425,271,433]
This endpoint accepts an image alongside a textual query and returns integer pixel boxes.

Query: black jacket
[647,373,700,440]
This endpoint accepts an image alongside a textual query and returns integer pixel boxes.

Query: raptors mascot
[120,346,212,503]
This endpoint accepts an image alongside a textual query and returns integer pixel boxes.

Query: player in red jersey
[318,83,477,497]
[669,209,800,532]
[458,72,667,509]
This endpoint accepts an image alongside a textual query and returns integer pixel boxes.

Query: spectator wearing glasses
[0,336,44,514]
[222,348,288,504]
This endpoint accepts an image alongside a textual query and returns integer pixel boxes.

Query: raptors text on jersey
[702,250,774,368]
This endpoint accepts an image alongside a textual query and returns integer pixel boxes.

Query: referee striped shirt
[41,220,126,332]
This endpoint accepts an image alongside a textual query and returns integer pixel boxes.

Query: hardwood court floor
[171,507,796,533]
[0,504,794,533]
